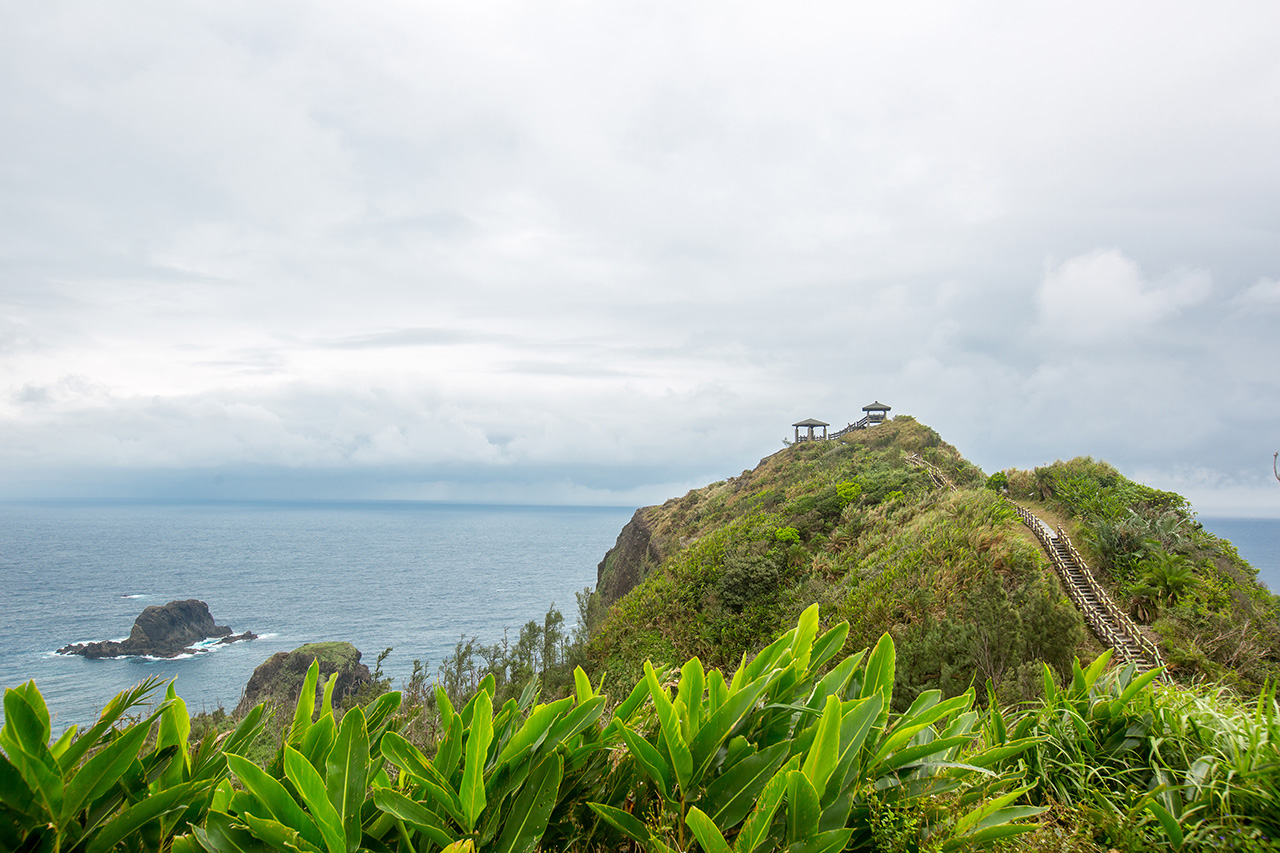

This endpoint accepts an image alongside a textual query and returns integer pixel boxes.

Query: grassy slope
[589,417,1280,707]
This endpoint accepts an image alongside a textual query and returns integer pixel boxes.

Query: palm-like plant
[1143,551,1198,608]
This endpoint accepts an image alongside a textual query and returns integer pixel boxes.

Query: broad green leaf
[460,689,493,832]
[807,621,851,677]
[301,712,335,771]
[194,810,276,853]
[86,780,197,853]
[610,673,653,726]
[701,740,789,829]
[574,667,594,705]
[9,682,51,746]
[372,788,456,848]
[788,828,853,853]
[870,691,972,766]
[1145,799,1184,848]
[0,751,41,822]
[707,670,728,712]
[170,834,201,853]
[965,737,1045,770]
[49,725,77,761]
[217,704,268,771]
[320,673,338,723]
[226,754,326,852]
[684,807,730,853]
[587,802,654,847]
[942,823,1038,849]
[734,755,799,853]
[434,714,464,781]
[689,675,770,784]
[436,685,456,728]
[542,695,606,753]
[801,695,842,799]
[1081,650,1112,694]
[808,654,860,712]
[645,660,693,791]
[61,715,152,821]
[870,736,975,777]
[241,812,325,853]
[326,705,369,851]
[290,661,321,746]
[441,841,476,853]
[1112,666,1166,715]
[829,694,882,793]
[363,691,402,736]
[618,725,672,800]
[735,631,794,689]
[785,770,821,845]
[493,751,563,853]
[950,784,1034,838]
[791,604,820,674]
[156,683,191,788]
[495,697,573,766]
[54,678,163,773]
[679,657,707,734]
[1041,662,1057,703]
[284,745,346,853]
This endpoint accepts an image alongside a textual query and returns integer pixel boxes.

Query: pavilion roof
[792,418,830,427]
[862,401,891,412]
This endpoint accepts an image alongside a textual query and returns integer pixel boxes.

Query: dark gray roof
[792,418,830,427]
[862,401,891,412]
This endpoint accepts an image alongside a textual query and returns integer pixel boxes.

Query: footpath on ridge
[906,454,1168,678]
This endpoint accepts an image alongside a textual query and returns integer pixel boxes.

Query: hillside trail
[905,453,1168,678]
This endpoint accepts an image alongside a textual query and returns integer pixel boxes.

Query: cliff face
[596,508,664,607]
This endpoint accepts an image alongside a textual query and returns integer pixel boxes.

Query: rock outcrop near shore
[58,599,256,659]
[235,642,372,716]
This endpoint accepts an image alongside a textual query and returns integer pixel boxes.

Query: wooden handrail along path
[1011,504,1168,678]
[905,453,1167,678]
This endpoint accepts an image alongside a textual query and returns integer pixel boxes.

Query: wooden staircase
[1012,504,1167,678]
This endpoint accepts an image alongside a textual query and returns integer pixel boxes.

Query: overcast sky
[2,2,1278,516]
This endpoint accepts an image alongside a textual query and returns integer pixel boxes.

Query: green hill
[588,416,1280,705]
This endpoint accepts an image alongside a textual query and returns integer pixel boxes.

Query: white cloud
[1037,249,1211,342]
[2,2,1280,512]
[1232,278,1280,309]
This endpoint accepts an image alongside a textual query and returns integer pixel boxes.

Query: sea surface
[0,501,634,730]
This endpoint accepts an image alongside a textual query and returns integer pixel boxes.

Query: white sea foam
[121,594,149,599]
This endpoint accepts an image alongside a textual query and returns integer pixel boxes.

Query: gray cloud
[2,2,1279,515]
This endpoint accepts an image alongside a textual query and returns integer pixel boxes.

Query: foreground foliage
[5,607,1048,852]
[5,605,1280,851]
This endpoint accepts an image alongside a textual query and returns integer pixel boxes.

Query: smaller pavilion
[863,401,891,424]
[792,418,829,442]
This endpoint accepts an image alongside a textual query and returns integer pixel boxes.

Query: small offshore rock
[58,599,254,659]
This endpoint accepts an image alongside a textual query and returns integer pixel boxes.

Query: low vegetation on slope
[1000,457,1280,690]
[590,418,1089,709]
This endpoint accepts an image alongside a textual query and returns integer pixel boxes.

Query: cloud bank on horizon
[2,2,1278,515]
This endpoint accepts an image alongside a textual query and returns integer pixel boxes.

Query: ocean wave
[120,594,149,599]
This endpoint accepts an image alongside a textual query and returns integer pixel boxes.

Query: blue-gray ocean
[0,503,1276,732]
[0,501,634,730]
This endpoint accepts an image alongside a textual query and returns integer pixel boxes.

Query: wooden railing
[1013,503,1167,677]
